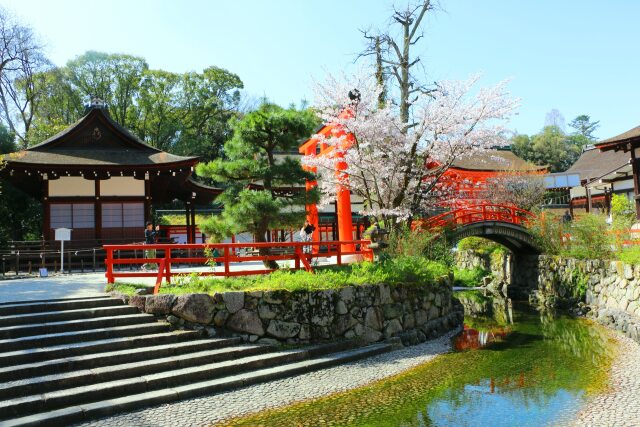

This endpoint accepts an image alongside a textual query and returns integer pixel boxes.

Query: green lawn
[106,256,450,295]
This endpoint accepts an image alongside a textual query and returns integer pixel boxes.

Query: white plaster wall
[100,177,145,196]
[49,177,95,197]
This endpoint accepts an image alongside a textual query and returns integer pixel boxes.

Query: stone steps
[0,337,243,382]
[0,330,203,367]
[0,297,121,316]
[0,305,140,327]
[0,295,394,426]
[0,344,391,427]
[0,313,158,340]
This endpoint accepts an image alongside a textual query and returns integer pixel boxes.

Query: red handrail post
[105,247,114,284]
[165,247,172,284]
[154,259,165,295]
[294,244,301,270]
[224,246,230,276]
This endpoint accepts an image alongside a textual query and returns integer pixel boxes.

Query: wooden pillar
[585,183,591,213]
[95,179,102,241]
[631,148,640,219]
[42,179,50,241]
[185,202,192,244]
[144,177,152,224]
[190,202,196,244]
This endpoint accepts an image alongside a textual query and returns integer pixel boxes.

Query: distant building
[564,146,631,215]
[0,103,220,246]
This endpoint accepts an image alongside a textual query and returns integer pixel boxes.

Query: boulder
[226,309,265,336]
[145,294,176,315]
[364,307,383,331]
[172,293,214,324]
[335,300,348,315]
[223,292,245,314]
[333,314,358,336]
[258,303,278,320]
[213,310,229,327]
[384,318,403,339]
[414,309,429,326]
[129,295,147,312]
[382,303,402,320]
[363,326,383,343]
[378,284,392,304]
[166,314,182,326]
[266,320,301,339]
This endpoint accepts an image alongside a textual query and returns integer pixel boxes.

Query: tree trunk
[254,229,278,270]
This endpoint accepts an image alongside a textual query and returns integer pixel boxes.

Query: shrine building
[1,101,220,246]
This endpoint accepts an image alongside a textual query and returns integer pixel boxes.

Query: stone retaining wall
[455,249,511,284]
[463,252,640,343]
[119,281,463,346]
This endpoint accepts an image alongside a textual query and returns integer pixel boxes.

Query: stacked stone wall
[455,249,511,285]
[119,281,463,346]
[458,251,640,343]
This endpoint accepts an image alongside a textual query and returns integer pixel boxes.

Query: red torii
[299,110,355,252]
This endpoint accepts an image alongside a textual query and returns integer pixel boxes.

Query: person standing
[300,220,315,254]
[142,221,160,271]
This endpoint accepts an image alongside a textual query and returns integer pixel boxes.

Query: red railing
[419,204,536,230]
[104,240,373,294]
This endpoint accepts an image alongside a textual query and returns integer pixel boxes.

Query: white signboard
[55,228,71,273]
[55,228,71,241]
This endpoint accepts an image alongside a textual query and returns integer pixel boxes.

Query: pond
[221,299,617,427]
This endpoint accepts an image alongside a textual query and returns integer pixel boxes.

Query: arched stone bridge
[421,204,540,254]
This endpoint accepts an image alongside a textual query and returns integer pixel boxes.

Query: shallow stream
[224,300,616,426]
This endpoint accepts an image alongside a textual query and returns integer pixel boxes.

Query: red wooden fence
[104,240,373,294]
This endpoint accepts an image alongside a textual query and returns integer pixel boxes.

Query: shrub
[618,246,640,265]
[386,225,455,266]
[566,214,611,260]
[453,266,489,287]
[457,237,506,255]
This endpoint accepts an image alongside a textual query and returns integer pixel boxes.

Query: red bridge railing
[104,240,373,294]
[419,204,536,230]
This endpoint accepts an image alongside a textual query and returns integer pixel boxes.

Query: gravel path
[568,332,640,427]
[78,330,458,427]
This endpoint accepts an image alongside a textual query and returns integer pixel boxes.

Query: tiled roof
[450,149,545,171]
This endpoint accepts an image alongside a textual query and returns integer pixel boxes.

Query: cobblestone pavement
[568,333,640,427]
[78,330,458,427]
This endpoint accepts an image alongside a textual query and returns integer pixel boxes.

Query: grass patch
[457,237,506,255]
[453,267,489,287]
[107,256,450,296]
[618,246,640,265]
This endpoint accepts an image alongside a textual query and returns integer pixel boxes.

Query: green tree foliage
[611,193,635,230]
[196,103,319,266]
[568,114,600,141]
[511,115,600,173]
[0,125,41,243]
[511,126,580,172]
[28,51,243,161]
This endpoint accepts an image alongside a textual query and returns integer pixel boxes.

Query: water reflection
[222,300,615,427]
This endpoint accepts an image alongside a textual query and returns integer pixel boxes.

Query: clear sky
[2,0,638,139]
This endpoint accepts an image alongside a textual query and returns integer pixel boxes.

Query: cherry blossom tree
[303,71,519,226]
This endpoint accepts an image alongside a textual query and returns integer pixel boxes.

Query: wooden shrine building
[594,125,640,219]
[1,101,220,246]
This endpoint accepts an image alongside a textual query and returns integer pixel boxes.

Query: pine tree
[197,103,319,267]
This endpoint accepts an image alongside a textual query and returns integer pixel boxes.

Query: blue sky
[2,0,638,139]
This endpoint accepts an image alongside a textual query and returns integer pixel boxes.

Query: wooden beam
[631,149,640,219]
[95,180,102,241]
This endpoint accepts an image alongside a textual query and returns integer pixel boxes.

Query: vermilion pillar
[335,141,354,252]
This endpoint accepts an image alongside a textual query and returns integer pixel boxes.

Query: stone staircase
[0,295,392,426]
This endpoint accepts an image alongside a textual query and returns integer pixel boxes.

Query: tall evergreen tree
[196,103,319,267]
